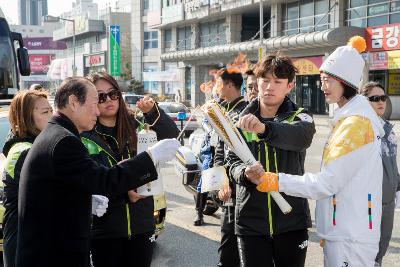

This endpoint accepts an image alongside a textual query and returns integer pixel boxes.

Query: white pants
[323,240,378,267]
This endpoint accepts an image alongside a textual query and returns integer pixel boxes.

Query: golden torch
[202,100,292,214]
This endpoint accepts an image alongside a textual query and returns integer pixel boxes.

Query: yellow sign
[388,72,400,95]
[293,58,321,75]
[387,50,400,69]
[259,47,263,62]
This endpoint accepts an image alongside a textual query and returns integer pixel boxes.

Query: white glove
[148,138,180,165]
[91,195,109,217]
[396,191,400,209]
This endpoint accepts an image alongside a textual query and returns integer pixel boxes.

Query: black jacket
[228,97,315,236]
[81,105,179,239]
[213,96,248,202]
[16,113,158,267]
[2,133,35,267]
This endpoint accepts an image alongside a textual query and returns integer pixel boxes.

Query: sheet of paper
[201,166,229,193]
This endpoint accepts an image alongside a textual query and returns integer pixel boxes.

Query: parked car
[158,102,200,137]
[122,93,144,109]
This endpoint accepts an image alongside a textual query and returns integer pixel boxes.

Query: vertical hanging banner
[109,25,121,76]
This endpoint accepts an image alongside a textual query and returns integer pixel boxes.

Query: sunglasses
[368,95,387,102]
[98,90,120,104]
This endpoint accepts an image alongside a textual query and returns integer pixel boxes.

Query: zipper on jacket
[94,129,133,237]
[260,143,274,236]
[126,204,132,238]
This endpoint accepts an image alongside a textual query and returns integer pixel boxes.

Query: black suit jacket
[16,113,157,267]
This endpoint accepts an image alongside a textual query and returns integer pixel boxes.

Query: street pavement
[153,117,400,267]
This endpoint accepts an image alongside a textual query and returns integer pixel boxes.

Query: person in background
[361,82,400,267]
[29,84,44,91]
[2,90,52,267]
[84,72,179,267]
[245,69,258,102]
[15,77,179,267]
[214,69,247,267]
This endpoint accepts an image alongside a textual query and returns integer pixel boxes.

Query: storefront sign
[29,55,53,75]
[184,0,208,13]
[363,51,388,70]
[84,53,105,67]
[388,72,400,95]
[24,37,67,50]
[387,50,400,69]
[366,23,400,51]
[109,25,120,76]
[293,57,323,75]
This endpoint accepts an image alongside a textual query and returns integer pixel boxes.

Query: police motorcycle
[174,119,222,215]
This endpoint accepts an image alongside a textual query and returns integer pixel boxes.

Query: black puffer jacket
[81,104,179,239]
[228,97,315,236]
[2,133,35,267]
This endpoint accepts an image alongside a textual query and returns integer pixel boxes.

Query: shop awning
[161,26,365,62]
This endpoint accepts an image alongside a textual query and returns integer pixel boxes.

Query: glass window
[144,26,158,49]
[287,2,299,20]
[348,6,367,19]
[143,0,149,10]
[391,1,400,12]
[349,18,367,27]
[282,0,331,35]
[300,0,314,17]
[350,0,367,8]
[368,15,388,26]
[315,0,329,14]
[200,20,226,47]
[177,26,192,50]
[164,29,172,50]
[390,12,400,23]
[369,0,386,4]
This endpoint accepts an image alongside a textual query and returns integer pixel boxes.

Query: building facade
[49,7,131,86]
[138,0,400,118]
[18,0,48,25]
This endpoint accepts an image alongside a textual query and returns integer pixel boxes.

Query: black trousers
[91,231,155,267]
[218,206,240,267]
[237,229,308,267]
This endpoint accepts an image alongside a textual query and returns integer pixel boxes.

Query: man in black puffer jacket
[228,53,315,267]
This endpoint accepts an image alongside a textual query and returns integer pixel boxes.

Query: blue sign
[109,25,120,76]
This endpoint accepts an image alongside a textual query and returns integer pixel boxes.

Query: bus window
[0,19,17,93]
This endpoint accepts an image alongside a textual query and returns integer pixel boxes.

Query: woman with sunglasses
[2,90,53,267]
[83,72,179,267]
[361,82,400,267]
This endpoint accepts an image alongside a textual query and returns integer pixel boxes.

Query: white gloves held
[396,191,400,209]
[148,138,180,166]
[92,195,109,217]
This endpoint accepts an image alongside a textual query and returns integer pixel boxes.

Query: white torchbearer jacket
[279,95,384,244]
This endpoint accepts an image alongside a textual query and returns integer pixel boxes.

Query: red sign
[84,53,105,67]
[366,24,400,51]
[29,55,53,75]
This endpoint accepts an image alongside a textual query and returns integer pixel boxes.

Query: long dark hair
[87,72,137,154]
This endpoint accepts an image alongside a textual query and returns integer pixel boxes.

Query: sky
[0,0,118,24]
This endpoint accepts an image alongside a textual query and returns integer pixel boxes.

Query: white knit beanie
[320,36,367,89]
